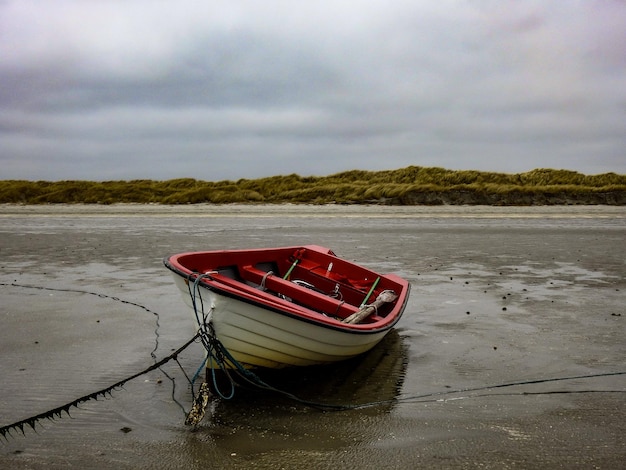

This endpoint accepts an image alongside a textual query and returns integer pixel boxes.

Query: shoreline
[1,203,625,219]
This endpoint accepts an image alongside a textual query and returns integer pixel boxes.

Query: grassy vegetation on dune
[1,166,625,205]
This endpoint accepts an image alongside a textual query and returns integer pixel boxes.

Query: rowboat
[164,245,410,369]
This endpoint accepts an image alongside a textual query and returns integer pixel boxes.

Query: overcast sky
[1,1,625,182]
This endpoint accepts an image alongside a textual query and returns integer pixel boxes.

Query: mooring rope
[182,273,626,415]
[186,273,314,405]
[2,281,624,435]
[0,283,189,409]
[350,370,626,410]
[0,282,199,437]
[193,325,626,413]
[0,333,199,439]
[1,282,163,360]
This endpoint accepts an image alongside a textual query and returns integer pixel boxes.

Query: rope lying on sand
[1,281,165,359]
[2,282,625,437]
[0,333,199,439]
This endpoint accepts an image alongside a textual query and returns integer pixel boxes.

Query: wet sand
[1,204,625,469]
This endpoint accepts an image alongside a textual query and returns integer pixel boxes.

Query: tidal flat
[1,204,625,469]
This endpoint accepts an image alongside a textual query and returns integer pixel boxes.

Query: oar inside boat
[343,290,399,324]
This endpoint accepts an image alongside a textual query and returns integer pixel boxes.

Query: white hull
[172,275,388,368]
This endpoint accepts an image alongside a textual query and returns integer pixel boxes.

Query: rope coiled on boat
[187,274,283,398]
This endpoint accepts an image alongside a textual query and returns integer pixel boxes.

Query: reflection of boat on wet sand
[164,245,411,369]
[214,329,409,413]
[256,329,409,406]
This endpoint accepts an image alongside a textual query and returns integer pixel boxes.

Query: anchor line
[0,282,189,408]
[184,274,626,414]
[3,282,625,432]
[0,333,200,439]
[0,282,198,437]
[1,282,163,360]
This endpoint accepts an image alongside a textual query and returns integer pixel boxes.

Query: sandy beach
[1,204,625,469]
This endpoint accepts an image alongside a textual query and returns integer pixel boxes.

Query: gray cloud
[1,0,625,181]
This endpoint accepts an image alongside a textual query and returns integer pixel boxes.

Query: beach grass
[1,166,624,205]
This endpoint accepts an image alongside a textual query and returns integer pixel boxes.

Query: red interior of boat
[169,245,408,325]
